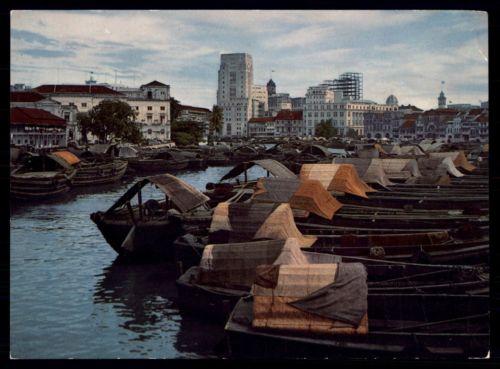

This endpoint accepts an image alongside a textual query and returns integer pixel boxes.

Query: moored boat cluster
[84,138,489,359]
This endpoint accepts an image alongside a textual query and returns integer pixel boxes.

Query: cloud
[10,10,488,110]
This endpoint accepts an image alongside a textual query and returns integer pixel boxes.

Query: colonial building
[268,93,292,115]
[445,108,489,143]
[415,108,458,140]
[217,53,254,137]
[177,105,211,142]
[274,110,304,137]
[247,116,275,138]
[11,107,67,148]
[304,84,396,136]
[34,81,171,143]
[10,91,80,143]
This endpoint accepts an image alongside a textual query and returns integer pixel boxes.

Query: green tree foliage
[208,105,223,145]
[315,119,338,138]
[171,120,203,146]
[76,99,143,144]
[346,128,360,139]
[170,98,183,122]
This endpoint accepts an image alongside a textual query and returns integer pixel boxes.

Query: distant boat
[10,152,76,200]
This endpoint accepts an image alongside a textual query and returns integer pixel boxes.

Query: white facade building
[217,53,254,137]
[303,84,396,137]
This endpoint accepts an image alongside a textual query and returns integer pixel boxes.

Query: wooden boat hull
[11,172,72,200]
[225,297,489,359]
[90,211,185,260]
[127,158,189,172]
[72,160,128,186]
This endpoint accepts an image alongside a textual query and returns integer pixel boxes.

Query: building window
[81,102,87,107]
[135,106,139,110]
[147,114,152,123]
[160,106,165,111]
[147,106,152,111]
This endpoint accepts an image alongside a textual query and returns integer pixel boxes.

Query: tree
[76,112,92,144]
[208,105,223,145]
[315,119,338,138]
[346,128,360,139]
[170,97,183,123]
[78,99,143,144]
[171,120,203,146]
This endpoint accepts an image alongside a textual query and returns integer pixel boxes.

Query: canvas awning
[382,144,402,155]
[51,150,81,166]
[373,158,422,179]
[219,159,296,182]
[428,151,476,172]
[197,238,309,289]
[399,145,426,156]
[105,174,209,214]
[252,262,368,335]
[417,157,464,178]
[209,202,316,247]
[333,158,394,188]
[252,177,343,219]
[299,164,375,198]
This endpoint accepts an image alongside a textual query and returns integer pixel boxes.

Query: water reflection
[94,257,226,357]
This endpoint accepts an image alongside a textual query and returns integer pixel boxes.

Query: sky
[11,10,488,110]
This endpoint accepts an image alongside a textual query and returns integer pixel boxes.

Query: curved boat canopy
[220,159,296,182]
[299,163,375,198]
[105,174,209,214]
[333,158,394,188]
[51,150,81,166]
[429,151,476,172]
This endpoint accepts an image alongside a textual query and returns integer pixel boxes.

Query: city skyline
[11,10,488,110]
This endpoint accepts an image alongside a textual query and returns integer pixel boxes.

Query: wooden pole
[138,189,143,220]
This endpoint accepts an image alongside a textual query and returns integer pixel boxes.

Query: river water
[10,165,268,359]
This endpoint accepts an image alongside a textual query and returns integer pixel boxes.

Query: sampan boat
[10,152,76,200]
[90,174,211,260]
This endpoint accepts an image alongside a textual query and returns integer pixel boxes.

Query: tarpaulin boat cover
[88,144,111,154]
[357,147,380,158]
[417,157,464,178]
[149,174,210,213]
[333,158,394,188]
[299,164,375,198]
[429,151,476,172]
[197,238,309,289]
[252,177,343,219]
[301,145,332,158]
[209,202,317,247]
[117,145,138,158]
[252,263,368,335]
[382,144,402,155]
[373,158,422,179]
[219,159,296,182]
[399,145,426,156]
[107,174,209,214]
[419,141,445,153]
[51,150,81,166]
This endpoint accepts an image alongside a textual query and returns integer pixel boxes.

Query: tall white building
[217,53,254,136]
[251,85,268,117]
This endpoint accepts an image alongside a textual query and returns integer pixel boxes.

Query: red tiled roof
[468,108,483,116]
[141,80,169,87]
[10,107,66,127]
[474,114,488,123]
[400,119,416,130]
[179,105,211,113]
[422,108,458,116]
[248,117,274,124]
[34,84,124,96]
[10,91,47,103]
[275,110,303,120]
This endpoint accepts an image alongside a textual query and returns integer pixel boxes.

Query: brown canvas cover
[252,177,343,219]
[399,145,426,156]
[149,174,210,213]
[333,158,394,188]
[429,151,476,172]
[373,158,422,179]
[197,238,309,289]
[52,150,81,166]
[417,157,464,178]
[209,202,317,247]
[300,164,375,198]
[252,263,368,335]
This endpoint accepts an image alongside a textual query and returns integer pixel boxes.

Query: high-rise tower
[217,53,254,136]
